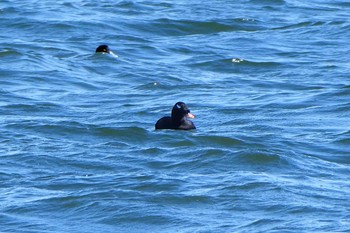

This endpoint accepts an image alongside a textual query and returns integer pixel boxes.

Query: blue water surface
[1,0,350,232]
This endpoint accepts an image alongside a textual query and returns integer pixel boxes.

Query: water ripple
[1,0,350,232]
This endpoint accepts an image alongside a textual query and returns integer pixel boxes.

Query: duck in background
[95,45,118,57]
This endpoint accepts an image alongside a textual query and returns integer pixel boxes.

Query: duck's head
[95,45,110,54]
[171,102,195,121]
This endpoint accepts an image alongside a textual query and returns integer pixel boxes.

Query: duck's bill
[186,113,195,119]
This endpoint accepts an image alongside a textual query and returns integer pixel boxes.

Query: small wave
[195,135,243,147]
[333,2,350,7]
[237,151,282,164]
[11,120,90,136]
[94,126,149,139]
[0,49,23,57]
[272,21,326,31]
[334,131,350,145]
[2,102,71,125]
[249,0,285,4]
[188,57,283,73]
[131,18,265,37]
[335,138,350,145]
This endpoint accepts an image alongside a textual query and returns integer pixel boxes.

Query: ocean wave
[128,18,265,37]
[1,0,350,232]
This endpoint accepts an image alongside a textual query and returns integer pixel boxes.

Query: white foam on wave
[110,51,118,58]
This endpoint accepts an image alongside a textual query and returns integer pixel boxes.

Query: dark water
[1,0,350,232]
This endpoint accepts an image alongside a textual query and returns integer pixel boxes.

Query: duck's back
[155,117,195,130]
[155,117,175,129]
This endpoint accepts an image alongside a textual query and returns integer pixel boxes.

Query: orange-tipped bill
[186,113,195,119]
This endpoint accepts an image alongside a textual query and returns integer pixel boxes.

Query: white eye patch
[176,104,181,109]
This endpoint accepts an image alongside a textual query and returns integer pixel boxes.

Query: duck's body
[155,116,195,130]
[155,102,196,130]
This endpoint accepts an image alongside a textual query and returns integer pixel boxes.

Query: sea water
[1,0,350,232]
